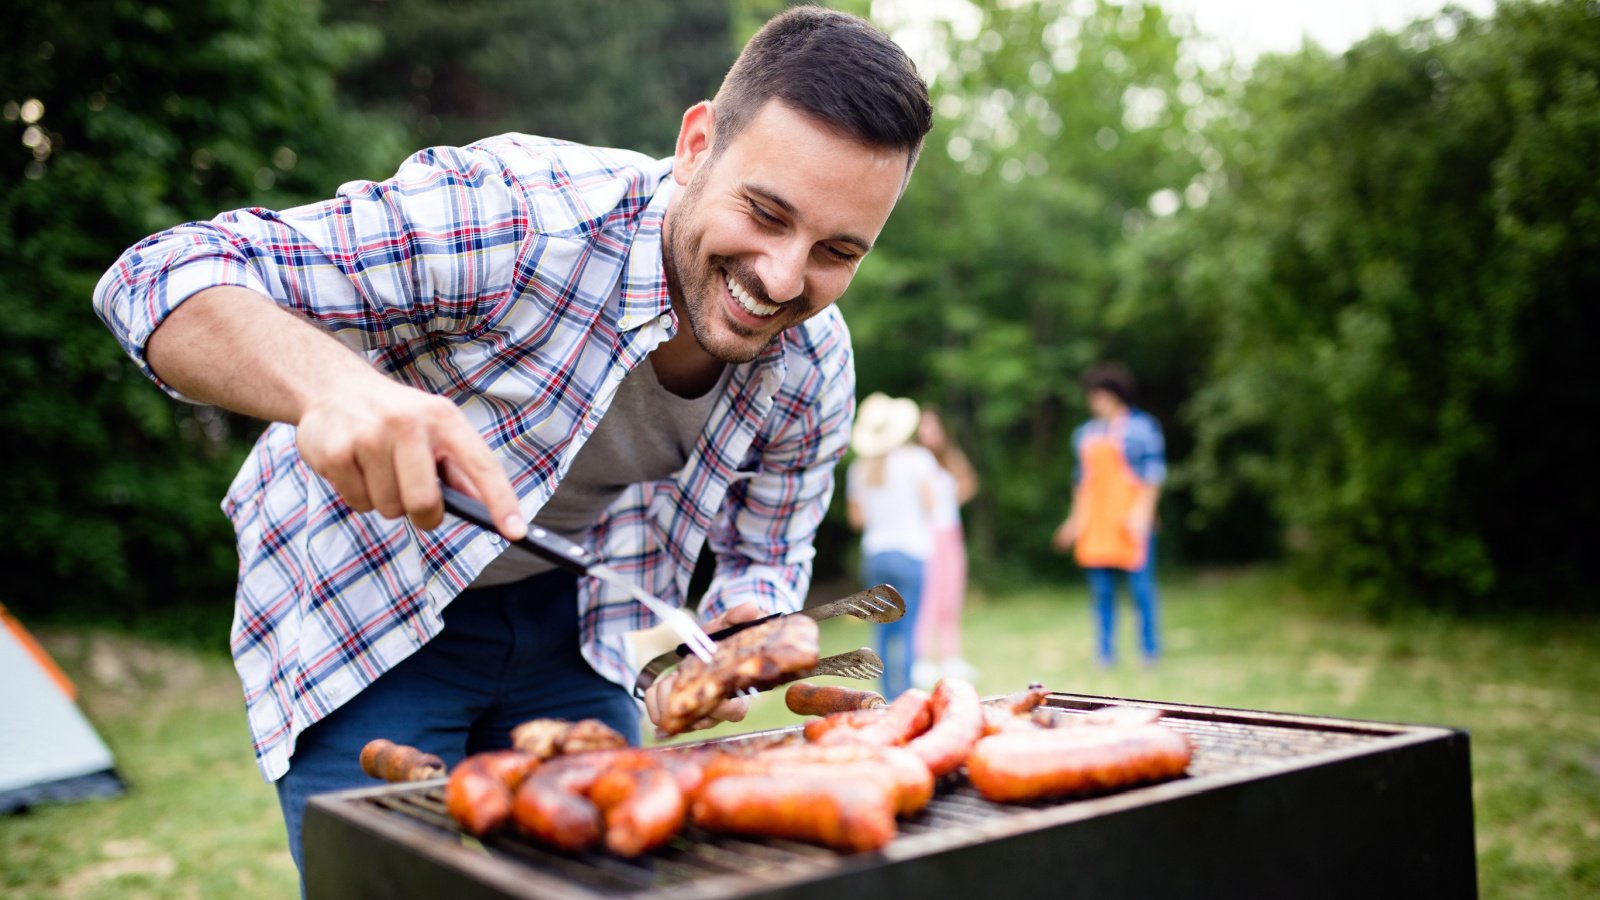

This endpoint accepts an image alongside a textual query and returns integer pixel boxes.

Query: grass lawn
[3,566,1596,898]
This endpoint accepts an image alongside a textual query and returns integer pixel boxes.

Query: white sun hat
[851,392,921,458]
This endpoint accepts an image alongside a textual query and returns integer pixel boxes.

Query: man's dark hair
[713,6,933,173]
[1083,361,1139,406]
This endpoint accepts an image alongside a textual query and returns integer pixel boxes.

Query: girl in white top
[846,393,938,698]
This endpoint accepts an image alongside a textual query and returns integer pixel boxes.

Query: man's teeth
[727,274,779,317]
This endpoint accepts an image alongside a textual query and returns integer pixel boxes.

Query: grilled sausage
[508,749,697,854]
[965,724,1192,803]
[703,744,933,816]
[648,751,708,799]
[981,683,1051,736]
[801,706,887,742]
[994,682,1051,713]
[784,683,888,717]
[691,774,898,852]
[905,678,984,777]
[511,755,610,852]
[444,750,542,835]
[359,739,447,783]
[588,766,686,857]
[587,748,707,799]
[816,688,933,747]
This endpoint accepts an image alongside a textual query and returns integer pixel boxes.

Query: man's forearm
[145,286,383,424]
[143,284,527,538]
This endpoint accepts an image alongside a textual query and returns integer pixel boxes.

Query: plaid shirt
[94,135,855,781]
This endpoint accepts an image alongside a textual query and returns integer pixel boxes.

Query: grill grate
[306,692,1475,899]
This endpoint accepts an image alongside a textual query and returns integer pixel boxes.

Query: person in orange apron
[1052,363,1166,667]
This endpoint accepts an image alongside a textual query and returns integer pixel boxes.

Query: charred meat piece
[510,718,628,759]
[659,615,820,735]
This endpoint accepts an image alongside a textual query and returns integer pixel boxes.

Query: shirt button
[657,314,672,329]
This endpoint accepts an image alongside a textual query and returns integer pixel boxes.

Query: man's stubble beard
[663,169,796,365]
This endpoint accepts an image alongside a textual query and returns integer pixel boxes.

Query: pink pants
[916,524,968,659]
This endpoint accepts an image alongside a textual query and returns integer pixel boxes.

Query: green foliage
[850,0,1217,573]
[327,0,737,156]
[0,0,407,623]
[1139,0,1600,610]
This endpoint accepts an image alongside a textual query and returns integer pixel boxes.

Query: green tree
[1149,0,1600,609]
[849,0,1214,575]
[1,0,406,629]
[327,0,736,156]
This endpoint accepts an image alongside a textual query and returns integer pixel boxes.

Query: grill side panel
[305,786,597,900]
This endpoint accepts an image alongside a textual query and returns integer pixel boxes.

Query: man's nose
[757,238,809,304]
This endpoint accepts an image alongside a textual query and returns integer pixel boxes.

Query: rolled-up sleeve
[93,227,280,400]
[92,144,530,400]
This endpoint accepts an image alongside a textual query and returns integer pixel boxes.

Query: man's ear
[673,101,715,186]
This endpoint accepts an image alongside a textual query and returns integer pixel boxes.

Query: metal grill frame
[303,693,1477,899]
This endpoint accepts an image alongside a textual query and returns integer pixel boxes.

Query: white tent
[0,604,123,812]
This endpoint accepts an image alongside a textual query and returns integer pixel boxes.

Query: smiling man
[92,5,931,877]
[660,100,906,377]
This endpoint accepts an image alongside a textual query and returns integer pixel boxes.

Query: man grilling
[93,6,932,875]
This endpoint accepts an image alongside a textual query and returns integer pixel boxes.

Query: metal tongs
[630,584,906,698]
[440,485,718,664]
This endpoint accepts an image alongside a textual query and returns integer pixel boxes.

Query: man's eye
[825,245,859,263]
[749,202,781,225]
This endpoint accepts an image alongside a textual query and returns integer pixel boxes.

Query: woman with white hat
[846,392,940,698]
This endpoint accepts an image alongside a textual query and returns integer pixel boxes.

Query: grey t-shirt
[470,357,729,587]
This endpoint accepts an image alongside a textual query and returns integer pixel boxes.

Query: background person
[91,7,931,875]
[912,406,979,686]
[846,393,939,698]
[1051,362,1167,667]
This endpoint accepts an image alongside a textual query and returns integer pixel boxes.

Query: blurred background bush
[2,0,1595,640]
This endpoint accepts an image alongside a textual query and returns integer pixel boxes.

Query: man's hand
[296,378,526,539]
[642,601,765,739]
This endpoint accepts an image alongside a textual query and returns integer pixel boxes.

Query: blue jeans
[1085,535,1160,664]
[274,570,639,876]
[862,550,924,698]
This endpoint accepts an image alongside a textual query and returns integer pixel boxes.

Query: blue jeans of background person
[274,570,638,878]
[863,550,924,698]
[1085,535,1160,665]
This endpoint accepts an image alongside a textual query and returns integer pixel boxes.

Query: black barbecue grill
[303,692,1477,899]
